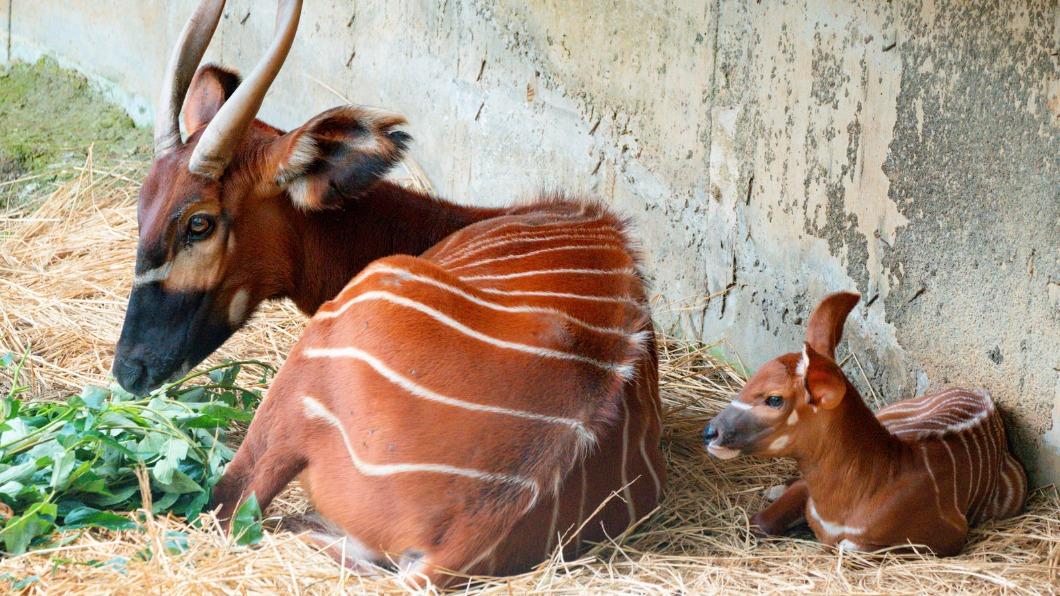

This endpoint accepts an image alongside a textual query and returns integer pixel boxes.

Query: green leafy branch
[0,353,273,554]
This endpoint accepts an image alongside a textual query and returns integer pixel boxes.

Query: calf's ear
[260,106,410,209]
[805,291,860,358]
[801,344,846,410]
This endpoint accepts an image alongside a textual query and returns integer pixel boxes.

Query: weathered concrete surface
[4,0,1058,485]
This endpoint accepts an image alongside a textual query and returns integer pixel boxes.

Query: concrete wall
[4,0,1058,485]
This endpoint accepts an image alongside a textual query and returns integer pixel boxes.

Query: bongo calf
[703,291,1026,555]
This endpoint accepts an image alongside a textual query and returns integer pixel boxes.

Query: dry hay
[0,157,1057,594]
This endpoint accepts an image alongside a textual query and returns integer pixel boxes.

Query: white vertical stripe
[440,231,621,266]
[639,435,661,500]
[619,400,636,524]
[576,461,587,549]
[453,244,625,271]
[544,472,563,557]
[475,286,642,307]
[458,267,635,282]
[302,395,537,492]
[956,433,974,514]
[302,345,593,442]
[940,440,963,518]
[919,444,964,532]
[317,290,632,376]
[436,216,609,264]
[327,264,631,337]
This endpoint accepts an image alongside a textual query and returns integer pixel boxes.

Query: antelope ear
[265,106,410,210]
[802,344,846,410]
[805,291,860,358]
[183,65,242,137]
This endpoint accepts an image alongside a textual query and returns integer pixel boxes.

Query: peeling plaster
[5,0,1058,485]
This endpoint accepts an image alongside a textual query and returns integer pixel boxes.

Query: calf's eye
[764,395,784,408]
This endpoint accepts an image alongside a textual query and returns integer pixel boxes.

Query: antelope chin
[707,443,741,460]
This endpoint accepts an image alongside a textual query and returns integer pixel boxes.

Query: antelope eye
[186,214,215,241]
[764,395,784,408]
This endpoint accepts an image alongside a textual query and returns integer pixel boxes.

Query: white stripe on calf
[940,440,962,517]
[920,445,965,532]
[133,262,173,286]
[302,395,538,492]
[303,346,594,445]
[806,500,865,537]
[317,290,631,376]
[459,267,635,282]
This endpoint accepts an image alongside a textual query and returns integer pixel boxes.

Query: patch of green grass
[0,57,149,210]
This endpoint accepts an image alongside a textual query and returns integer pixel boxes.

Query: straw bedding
[0,158,1056,594]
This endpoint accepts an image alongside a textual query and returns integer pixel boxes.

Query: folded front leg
[751,478,808,536]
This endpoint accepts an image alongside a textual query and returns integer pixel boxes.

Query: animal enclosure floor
[0,157,1057,594]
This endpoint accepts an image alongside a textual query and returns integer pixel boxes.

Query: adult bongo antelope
[703,291,1026,555]
[111,0,665,585]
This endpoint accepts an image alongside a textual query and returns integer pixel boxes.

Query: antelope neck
[283,181,503,314]
[798,383,908,508]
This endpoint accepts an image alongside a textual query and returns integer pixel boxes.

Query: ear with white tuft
[795,345,809,378]
[267,106,411,210]
[802,343,847,410]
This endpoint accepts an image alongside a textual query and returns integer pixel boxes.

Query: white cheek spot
[787,409,799,425]
[228,288,250,326]
[768,435,790,452]
[729,400,753,411]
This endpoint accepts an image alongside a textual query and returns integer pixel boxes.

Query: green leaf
[2,503,56,554]
[0,462,37,486]
[153,469,201,495]
[151,491,181,512]
[152,439,190,485]
[49,449,76,489]
[0,481,23,498]
[79,386,110,411]
[0,418,31,445]
[11,575,40,590]
[231,494,262,546]
[163,531,189,555]
[62,507,137,531]
[83,484,139,508]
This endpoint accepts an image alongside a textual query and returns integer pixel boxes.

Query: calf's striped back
[878,388,1027,525]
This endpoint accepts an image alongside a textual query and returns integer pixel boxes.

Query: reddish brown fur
[704,292,1026,556]
[123,66,664,587]
[212,204,664,586]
